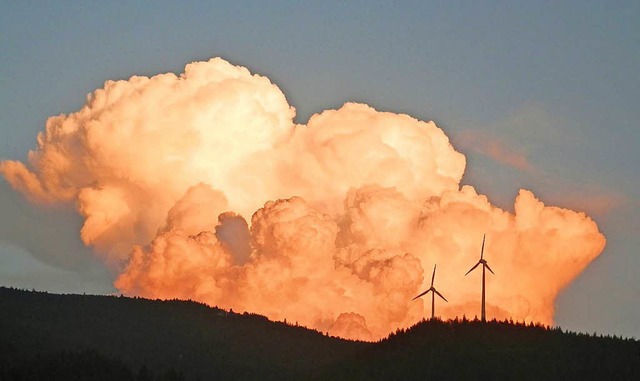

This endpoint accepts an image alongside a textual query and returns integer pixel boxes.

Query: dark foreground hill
[0,287,366,380]
[1,287,639,380]
[321,319,640,381]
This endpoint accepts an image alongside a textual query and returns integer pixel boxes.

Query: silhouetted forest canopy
[1,287,638,380]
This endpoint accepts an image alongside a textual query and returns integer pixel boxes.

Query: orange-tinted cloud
[0,58,606,340]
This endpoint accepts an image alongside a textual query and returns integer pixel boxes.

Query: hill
[320,318,640,380]
[0,287,367,380]
[1,287,639,380]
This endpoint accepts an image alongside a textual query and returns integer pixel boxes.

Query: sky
[1,1,638,338]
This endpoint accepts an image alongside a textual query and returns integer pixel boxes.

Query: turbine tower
[465,234,494,322]
[412,264,448,320]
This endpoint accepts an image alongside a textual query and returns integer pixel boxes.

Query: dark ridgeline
[0,287,367,381]
[320,317,640,381]
[1,287,639,381]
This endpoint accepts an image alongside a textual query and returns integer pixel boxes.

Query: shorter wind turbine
[413,264,448,320]
[465,234,494,322]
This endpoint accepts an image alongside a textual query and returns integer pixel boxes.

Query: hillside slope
[1,287,639,380]
[320,318,640,380]
[0,287,367,380]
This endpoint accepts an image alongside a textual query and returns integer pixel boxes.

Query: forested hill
[1,287,639,381]
[321,318,640,380]
[0,287,367,380]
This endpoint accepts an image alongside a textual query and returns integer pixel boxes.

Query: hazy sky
[1,1,638,337]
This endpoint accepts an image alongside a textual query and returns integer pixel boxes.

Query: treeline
[0,287,367,381]
[320,317,640,380]
[1,287,639,380]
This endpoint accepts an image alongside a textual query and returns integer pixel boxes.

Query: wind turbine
[465,234,494,322]
[412,264,448,320]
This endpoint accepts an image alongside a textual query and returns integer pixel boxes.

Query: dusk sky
[1,2,638,339]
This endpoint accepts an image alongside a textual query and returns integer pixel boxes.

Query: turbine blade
[412,289,430,301]
[465,262,480,276]
[485,262,495,274]
[434,289,448,302]
[431,264,436,287]
[480,234,486,260]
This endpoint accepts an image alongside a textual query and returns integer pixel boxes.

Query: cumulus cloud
[0,57,605,340]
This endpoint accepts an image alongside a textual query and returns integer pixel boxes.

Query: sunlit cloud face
[0,58,605,340]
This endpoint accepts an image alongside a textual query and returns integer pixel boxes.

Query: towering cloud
[0,58,605,340]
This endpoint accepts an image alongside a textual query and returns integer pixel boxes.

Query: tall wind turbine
[465,234,494,322]
[412,264,448,320]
